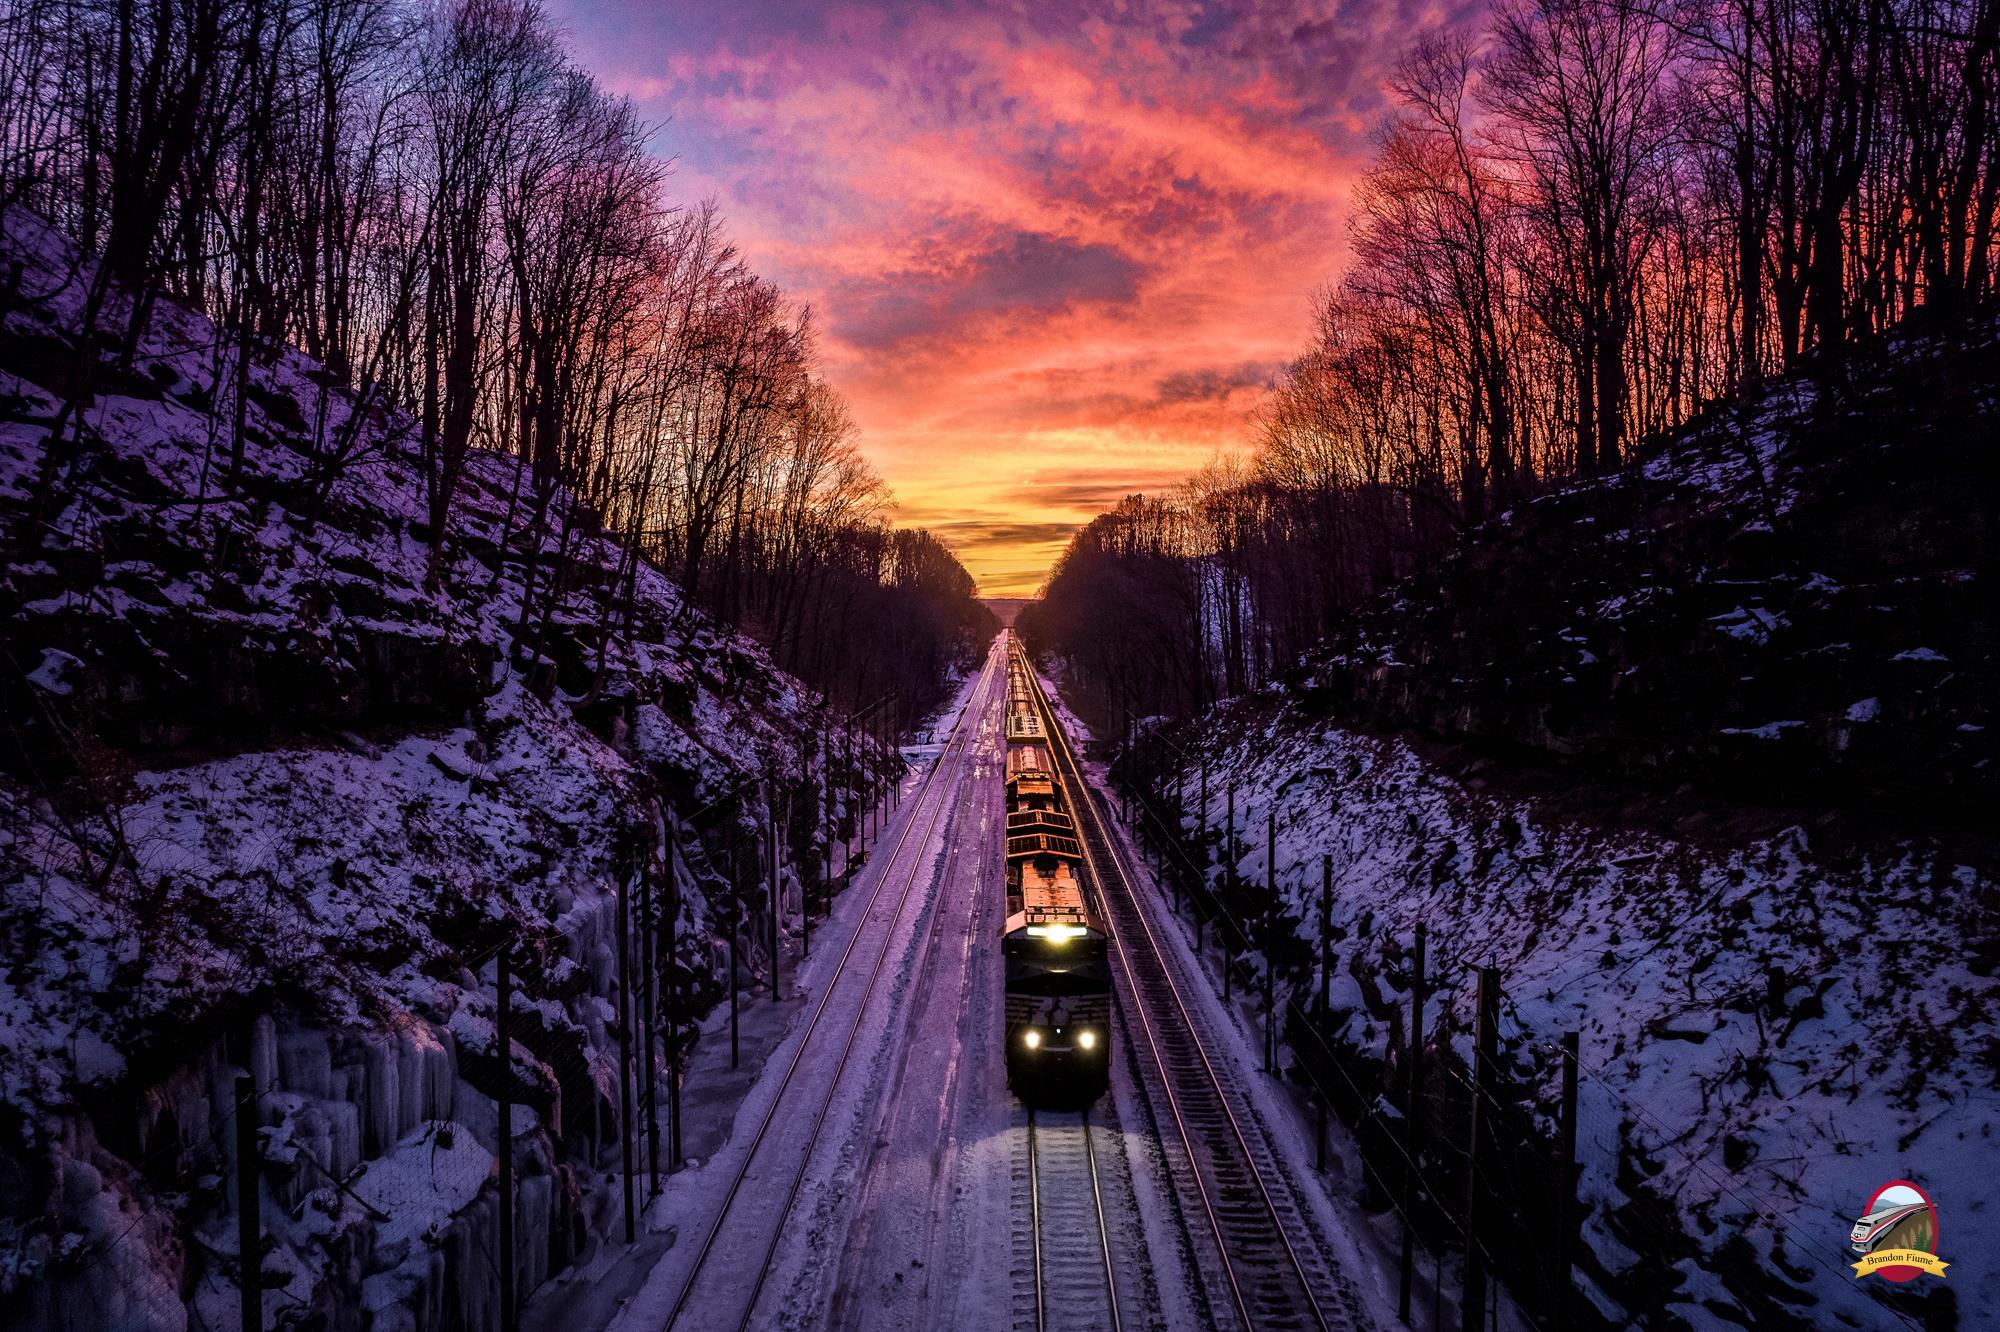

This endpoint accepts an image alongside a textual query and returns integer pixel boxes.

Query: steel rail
[662,645,1004,1331]
[1082,1114,1123,1332]
[1018,645,1330,1332]
[1029,1110,1046,1332]
[1024,1109,1124,1332]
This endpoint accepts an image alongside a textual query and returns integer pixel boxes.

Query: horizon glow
[551,2,1464,596]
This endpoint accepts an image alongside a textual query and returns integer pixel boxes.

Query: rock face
[1300,322,1998,821]
[0,208,891,1328]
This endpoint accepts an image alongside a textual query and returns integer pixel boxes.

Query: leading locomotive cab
[1002,903,1110,1105]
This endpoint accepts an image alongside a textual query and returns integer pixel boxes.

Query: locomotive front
[1001,649,1111,1106]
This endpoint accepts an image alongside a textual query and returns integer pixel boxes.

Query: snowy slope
[1136,693,1993,1330]
[1054,315,2000,1329]
[0,207,889,1330]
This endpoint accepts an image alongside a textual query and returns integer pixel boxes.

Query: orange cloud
[555,2,1455,594]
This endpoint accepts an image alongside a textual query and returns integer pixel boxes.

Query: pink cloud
[551,1,1463,594]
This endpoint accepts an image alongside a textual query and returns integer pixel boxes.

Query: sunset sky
[552,2,1469,596]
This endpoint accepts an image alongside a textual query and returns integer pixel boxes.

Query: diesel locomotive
[1002,638,1111,1106]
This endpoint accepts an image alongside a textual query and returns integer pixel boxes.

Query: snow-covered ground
[1128,696,1993,1330]
[510,665,991,1332]
[592,645,1008,1330]
[572,633,1422,1332]
[0,204,901,1330]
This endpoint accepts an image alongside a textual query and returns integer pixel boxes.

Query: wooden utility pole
[1137,720,1147,832]
[1318,853,1333,1172]
[643,828,661,1194]
[1319,855,1334,1016]
[819,710,831,924]
[768,780,781,1000]
[1399,923,1427,1322]
[1122,712,1133,822]
[870,699,881,839]
[845,716,858,867]
[1223,786,1235,1002]
[497,949,519,1329]
[671,1059,685,1170]
[615,878,635,1244]
[1197,755,1209,942]
[235,1072,261,1332]
[1199,753,1209,851]
[1462,965,1499,1332]
[1172,757,1185,916]
[888,692,901,812]
[1264,811,1276,1074]
[665,820,682,1170]
[729,843,742,1069]
[1555,1031,1581,1331]
[648,832,664,1184]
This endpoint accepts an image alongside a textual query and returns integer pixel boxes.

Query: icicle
[396,1025,424,1138]
[364,1031,398,1156]
[249,1014,279,1092]
[324,1096,361,1179]
[520,1173,553,1293]
[278,1027,332,1100]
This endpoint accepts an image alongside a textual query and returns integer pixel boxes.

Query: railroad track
[1020,1106,1122,1332]
[1017,645,1349,1332]
[660,645,1004,1332]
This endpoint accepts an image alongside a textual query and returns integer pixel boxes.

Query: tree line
[1021,0,1998,730]
[0,0,991,723]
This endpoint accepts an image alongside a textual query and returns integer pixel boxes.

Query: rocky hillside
[1124,700,1991,1330]
[1100,321,2000,1329]
[0,208,887,1329]
[1299,320,1998,821]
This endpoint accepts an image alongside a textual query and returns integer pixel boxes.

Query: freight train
[1002,638,1111,1106]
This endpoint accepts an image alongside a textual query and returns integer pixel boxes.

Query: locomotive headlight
[1023,1028,1042,1050]
[1078,1029,1097,1050]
